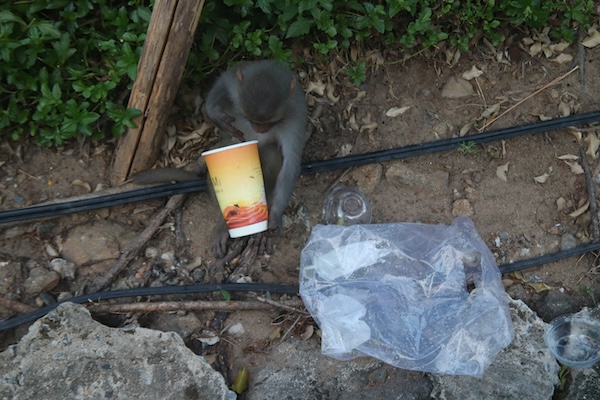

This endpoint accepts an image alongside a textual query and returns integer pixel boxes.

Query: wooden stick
[86,298,305,314]
[256,296,309,315]
[579,146,600,241]
[478,66,579,132]
[0,295,36,314]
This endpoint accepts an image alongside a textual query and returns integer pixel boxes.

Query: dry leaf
[462,65,484,80]
[584,133,600,159]
[533,173,550,183]
[71,179,92,192]
[568,130,582,143]
[306,80,326,96]
[326,83,340,104]
[360,121,378,133]
[529,42,542,56]
[556,154,579,161]
[300,324,314,340]
[582,28,600,48]
[522,37,534,45]
[549,42,570,52]
[496,162,509,181]
[564,160,584,174]
[481,103,501,119]
[556,196,567,212]
[552,53,573,64]
[459,122,474,137]
[268,327,282,341]
[528,282,556,293]
[569,201,589,218]
[558,101,571,117]
[385,106,411,117]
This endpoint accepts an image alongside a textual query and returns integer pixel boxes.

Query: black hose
[1,111,600,224]
[0,283,299,332]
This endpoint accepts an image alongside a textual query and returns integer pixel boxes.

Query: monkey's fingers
[211,228,230,259]
[258,234,275,255]
[225,122,246,141]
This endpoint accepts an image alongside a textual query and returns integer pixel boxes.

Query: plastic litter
[299,216,514,377]
[322,186,372,225]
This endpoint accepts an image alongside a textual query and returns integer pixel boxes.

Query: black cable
[0,180,208,224]
[499,240,600,274]
[1,111,599,224]
[0,283,299,332]
[301,110,600,174]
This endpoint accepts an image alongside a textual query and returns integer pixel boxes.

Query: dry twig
[86,298,305,314]
[256,296,309,315]
[0,295,36,314]
[478,66,579,132]
[579,146,600,242]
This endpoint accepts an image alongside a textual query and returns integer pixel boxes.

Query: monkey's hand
[204,107,246,141]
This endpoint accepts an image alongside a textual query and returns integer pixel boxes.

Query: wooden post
[111,0,205,185]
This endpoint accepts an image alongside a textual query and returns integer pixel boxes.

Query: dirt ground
[1,36,600,394]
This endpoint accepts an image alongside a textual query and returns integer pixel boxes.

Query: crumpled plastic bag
[299,216,513,377]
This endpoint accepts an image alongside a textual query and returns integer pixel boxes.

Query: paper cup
[202,140,268,238]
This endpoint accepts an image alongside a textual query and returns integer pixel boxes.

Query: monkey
[132,60,308,258]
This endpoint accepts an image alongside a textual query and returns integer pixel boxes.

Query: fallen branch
[0,295,36,314]
[256,296,309,315]
[579,146,599,241]
[87,193,187,293]
[478,66,579,132]
[86,298,305,314]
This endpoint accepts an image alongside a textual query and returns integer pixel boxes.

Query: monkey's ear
[236,68,245,83]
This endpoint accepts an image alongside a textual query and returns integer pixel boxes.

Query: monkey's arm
[203,71,246,141]
[266,126,307,234]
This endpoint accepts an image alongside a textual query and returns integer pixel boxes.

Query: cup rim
[201,140,258,156]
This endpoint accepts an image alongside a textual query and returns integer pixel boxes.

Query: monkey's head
[237,61,296,134]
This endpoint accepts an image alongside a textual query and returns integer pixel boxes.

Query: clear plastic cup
[322,186,372,226]
[544,313,600,368]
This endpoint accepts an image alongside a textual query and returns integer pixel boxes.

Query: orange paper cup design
[202,140,268,238]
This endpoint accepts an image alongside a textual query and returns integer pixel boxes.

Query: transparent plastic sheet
[299,216,514,377]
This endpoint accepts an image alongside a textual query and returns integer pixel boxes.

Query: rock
[535,289,582,322]
[0,259,26,319]
[441,77,474,98]
[567,366,600,400]
[246,339,433,400]
[348,163,383,194]
[560,233,578,251]
[23,267,60,296]
[61,220,136,266]
[430,298,560,400]
[50,258,76,280]
[0,303,235,400]
[452,199,475,216]
[149,311,203,339]
[61,220,137,286]
[565,305,600,400]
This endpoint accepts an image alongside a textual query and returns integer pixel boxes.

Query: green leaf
[286,17,312,38]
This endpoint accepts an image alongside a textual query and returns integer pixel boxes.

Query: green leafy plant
[458,141,479,155]
[2,0,597,146]
[0,0,148,146]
